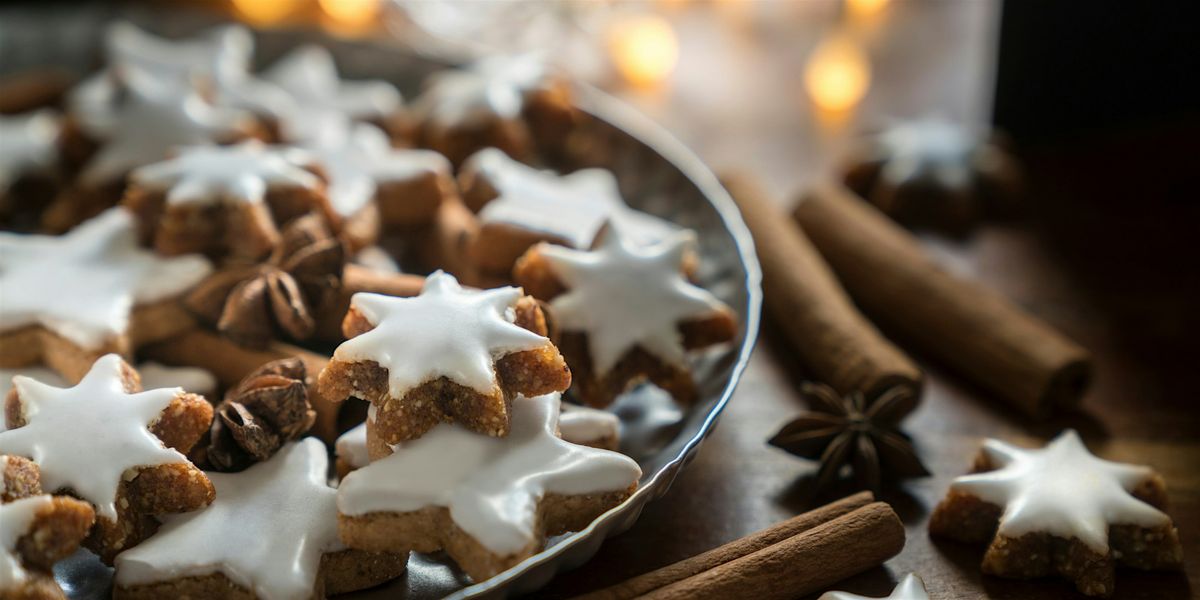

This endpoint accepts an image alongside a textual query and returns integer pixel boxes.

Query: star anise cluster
[207,358,317,472]
[769,382,929,493]
[186,214,345,348]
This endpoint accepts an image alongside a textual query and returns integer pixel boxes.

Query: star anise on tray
[769,382,929,493]
[186,213,346,348]
[207,358,317,472]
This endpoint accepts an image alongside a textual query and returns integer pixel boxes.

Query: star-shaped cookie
[318,270,570,443]
[514,226,737,406]
[0,494,95,598]
[818,573,929,600]
[337,392,640,582]
[0,207,211,381]
[114,438,405,600]
[0,354,214,562]
[929,430,1184,596]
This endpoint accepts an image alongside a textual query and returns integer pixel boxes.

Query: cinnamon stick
[314,264,424,342]
[577,492,875,600]
[793,182,1091,418]
[722,174,923,398]
[584,501,903,600]
[139,329,344,443]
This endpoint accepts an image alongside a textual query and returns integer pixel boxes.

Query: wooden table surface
[533,4,1199,599]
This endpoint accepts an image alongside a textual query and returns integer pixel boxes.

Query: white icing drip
[337,393,641,555]
[0,355,187,521]
[333,271,548,396]
[353,246,402,275]
[818,573,929,600]
[115,439,345,600]
[74,69,251,184]
[266,45,402,144]
[137,362,217,397]
[335,423,370,470]
[467,148,676,249]
[558,404,619,445]
[291,122,450,216]
[0,110,60,193]
[0,368,66,431]
[131,141,318,206]
[413,54,551,127]
[0,495,53,588]
[0,208,211,349]
[951,430,1169,553]
[876,118,979,190]
[539,226,729,375]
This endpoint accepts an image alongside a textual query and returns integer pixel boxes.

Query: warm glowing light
[607,15,680,88]
[803,32,871,113]
[846,0,889,20]
[232,0,304,25]
[319,0,381,27]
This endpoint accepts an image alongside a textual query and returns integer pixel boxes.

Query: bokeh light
[804,32,871,113]
[607,15,680,88]
[319,0,381,28]
[231,0,304,25]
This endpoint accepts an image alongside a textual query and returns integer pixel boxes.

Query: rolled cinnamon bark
[722,174,922,398]
[314,264,424,342]
[140,329,345,443]
[577,491,875,600]
[629,502,904,600]
[794,182,1091,418]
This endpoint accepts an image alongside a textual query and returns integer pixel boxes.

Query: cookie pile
[0,20,738,598]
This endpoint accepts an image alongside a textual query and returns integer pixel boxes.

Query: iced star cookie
[412,55,576,166]
[0,110,61,229]
[0,207,211,382]
[458,148,678,280]
[818,573,929,600]
[1,494,96,600]
[334,400,621,477]
[48,68,256,232]
[114,439,405,600]
[928,430,1183,597]
[318,270,570,443]
[293,122,455,248]
[265,45,409,146]
[513,227,737,407]
[338,392,640,582]
[123,141,333,261]
[0,355,215,563]
[0,363,215,414]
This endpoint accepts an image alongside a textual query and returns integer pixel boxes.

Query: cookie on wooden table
[337,392,640,582]
[928,430,1184,597]
[513,226,737,407]
[0,355,214,563]
[317,270,570,444]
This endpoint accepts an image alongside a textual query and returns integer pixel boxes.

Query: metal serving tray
[0,5,762,598]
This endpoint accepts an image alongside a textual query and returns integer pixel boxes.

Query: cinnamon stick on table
[722,174,923,398]
[794,182,1092,418]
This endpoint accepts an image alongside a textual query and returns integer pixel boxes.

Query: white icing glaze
[818,573,929,600]
[353,246,402,275]
[74,68,251,185]
[0,495,53,589]
[467,148,676,248]
[0,110,60,194]
[0,355,187,521]
[876,118,979,189]
[335,423,370,470]
[558,404,619,445]
[266,45,402,144]
[333,270,548,396]
[413,54,551,127]
[137,362,217,397]
[291,122,450,216]
[0,208,211,349]
[951,430,1169,553]
[131,141,318,206]
[539,226,729,375]
[338,392,641,555]
[115,439,345,600]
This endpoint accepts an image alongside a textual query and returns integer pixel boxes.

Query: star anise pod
[207,357,317,472]
[769,382,929,493]
[186,213,346,348]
